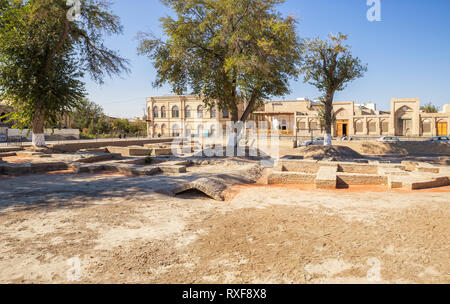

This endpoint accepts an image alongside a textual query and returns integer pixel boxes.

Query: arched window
[222,109,229,119]
[381,120,389,134]
[172,106,179,118]
[197,124,203,136]
[161,124,167,136]
[172,124,180,137]
[210,107,217,119]
[368,120,376,133]
[422,119,431,133]
[355,120,363,133]
[297,120,306,130]
[210,124,216,136]
[153,106,159,118]
[161,106,167,118]
[197,106,203,118]
[185,106,191,118]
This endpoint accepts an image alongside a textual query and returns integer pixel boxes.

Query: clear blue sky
[84,0,450,118]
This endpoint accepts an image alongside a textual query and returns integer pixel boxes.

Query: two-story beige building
[147,95,450,139]
[146,95,244,138]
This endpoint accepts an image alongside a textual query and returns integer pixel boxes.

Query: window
[310,121,318,130]
[355,120,363,133]
[153,107,159,118]
[197,106,203,118]
[210,107,217,119]
[298,122,306,130]
[161,124,167,135]
[210,125,216,137]
[422,120,431,133]
[222,109,229,119]
[185,106,191,118]
[172,106,179,118]
[161,106,167,118]
[381,121,389,134]
[172,124,180,137]
[368,121,376,133]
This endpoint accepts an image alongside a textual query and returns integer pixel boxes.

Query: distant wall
[7,128,80,140]
[49,138,173,152]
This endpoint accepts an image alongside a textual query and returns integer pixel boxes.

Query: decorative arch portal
[395,106,413,136]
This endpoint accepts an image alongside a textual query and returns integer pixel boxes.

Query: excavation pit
[269,159,450,190]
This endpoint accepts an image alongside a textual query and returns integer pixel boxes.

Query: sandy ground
[0,161,449,284]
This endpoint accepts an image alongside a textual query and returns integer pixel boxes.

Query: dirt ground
[0,164,449,284]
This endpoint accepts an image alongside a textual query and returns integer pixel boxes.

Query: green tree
[0,0,128,147]
[138,0,302,133]
[71,98,104,130]
[302,33,367,146]
[87,119,96,135]
[420,102,439,113]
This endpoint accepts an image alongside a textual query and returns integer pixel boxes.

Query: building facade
[147,96,450,139]
[146,95,244,138]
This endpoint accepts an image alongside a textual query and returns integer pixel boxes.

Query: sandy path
[0,170,449,283]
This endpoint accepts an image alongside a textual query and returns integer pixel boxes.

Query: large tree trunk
[323,93,334,147]
[32,106,46,147]
[228,107,240,148]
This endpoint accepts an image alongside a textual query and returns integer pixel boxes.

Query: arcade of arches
[146,96,450,138]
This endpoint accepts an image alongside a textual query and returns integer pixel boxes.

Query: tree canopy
[0,0,129,146]
[421,102,440,113]
[301,33,367,145]
[138,0,303,123]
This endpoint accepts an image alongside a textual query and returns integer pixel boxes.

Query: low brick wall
[268,171,316,184]
[276,159,321,173]
[337,163,378,174]
[337,173,388,186]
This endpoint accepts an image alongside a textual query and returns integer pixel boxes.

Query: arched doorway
[395,106,413,136]
[335,108,349,137]
[437,120,448,136]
